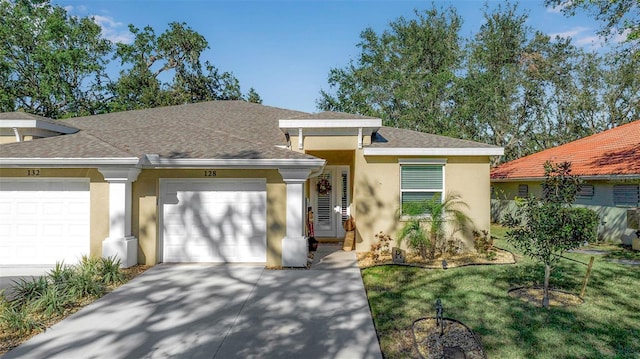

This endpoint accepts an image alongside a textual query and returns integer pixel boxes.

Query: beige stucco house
[0,101,502,268]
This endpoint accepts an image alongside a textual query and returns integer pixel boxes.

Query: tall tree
[317,6,463,136]
[0,0,111,118]
[108,22,246,111]
[545,0,639,44]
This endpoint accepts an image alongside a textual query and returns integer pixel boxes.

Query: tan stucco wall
[352,154,493,252]
[0,168,109,257]
[290,134,371,153]
[131,169,286,266]
[0,135,17,144]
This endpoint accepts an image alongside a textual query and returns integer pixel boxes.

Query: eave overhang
[0,158,140,168]
[491,174,640,182]
[364,147,504,156]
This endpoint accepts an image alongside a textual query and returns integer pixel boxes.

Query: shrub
[99,256,124,285]
[473,230,494,253]
[48,261,74,286]
[11,277,49,309]
[29,284,72,317]
[0,304,44,336]
[67,264,105,299]
[371,231,393,262]
[567,207,599,244]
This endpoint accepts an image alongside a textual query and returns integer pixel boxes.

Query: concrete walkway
[2,245,382,359]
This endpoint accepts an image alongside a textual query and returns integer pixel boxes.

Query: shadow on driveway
[2,251,381,359]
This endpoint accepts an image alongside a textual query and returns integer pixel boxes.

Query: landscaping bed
[362,229,640,358]
[0,259,149,355]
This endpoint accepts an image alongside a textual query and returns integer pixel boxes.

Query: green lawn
[362,225,640,358]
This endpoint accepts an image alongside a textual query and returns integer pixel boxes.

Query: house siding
[491,180,640,244]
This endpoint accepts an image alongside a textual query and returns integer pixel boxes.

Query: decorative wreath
[317,178,332,195]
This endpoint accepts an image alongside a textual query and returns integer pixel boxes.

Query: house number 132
[204,170,216,177]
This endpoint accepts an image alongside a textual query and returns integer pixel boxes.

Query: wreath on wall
[317,178,332,195]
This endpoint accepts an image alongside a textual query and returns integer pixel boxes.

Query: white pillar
[98,168,141,268]
[279,168,312,267]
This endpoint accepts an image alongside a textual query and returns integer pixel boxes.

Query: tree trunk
[543,263,551,309]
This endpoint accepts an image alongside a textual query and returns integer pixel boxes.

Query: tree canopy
[0,0,261,118]
[318,3,640,162]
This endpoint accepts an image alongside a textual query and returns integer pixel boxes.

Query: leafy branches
[505,161,598,308]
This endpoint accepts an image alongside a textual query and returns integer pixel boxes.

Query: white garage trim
[0,178,90,266]
[159,178,267,263]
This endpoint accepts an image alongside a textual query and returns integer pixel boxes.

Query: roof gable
[491,120,640,180]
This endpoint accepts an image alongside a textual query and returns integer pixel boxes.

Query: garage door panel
[161,179,267,263]
[0,179,90,265]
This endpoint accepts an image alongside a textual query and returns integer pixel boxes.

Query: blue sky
[53,0,616,113]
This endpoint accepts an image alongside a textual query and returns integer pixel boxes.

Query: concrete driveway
[2,245,382,359]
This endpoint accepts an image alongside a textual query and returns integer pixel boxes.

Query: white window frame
[399,159,446,217]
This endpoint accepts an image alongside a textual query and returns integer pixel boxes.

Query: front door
[311,166,350,238]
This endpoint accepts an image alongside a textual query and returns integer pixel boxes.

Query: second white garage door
[160,179,267,263]
[0,179,90,265]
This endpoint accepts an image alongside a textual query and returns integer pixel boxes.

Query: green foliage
[109,21,246,111]
[318,5,463,137]
[319,2,639,163]
[48,261,74,286]
[397,193,472,260]
[0,304,44,336]
[505,161,599,308]
[545,0,639,44]
[11,277,49,309]
[99,256,124,285]
[0,0,112,118]
[29,284,72,317]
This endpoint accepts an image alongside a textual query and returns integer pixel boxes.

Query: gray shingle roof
[1,101,498,161]
[371,127,500,149]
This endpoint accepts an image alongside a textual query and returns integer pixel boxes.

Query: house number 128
[204,170,217,177]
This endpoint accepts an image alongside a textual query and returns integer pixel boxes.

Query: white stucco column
[98,167,141,268]
[278,168,312,267]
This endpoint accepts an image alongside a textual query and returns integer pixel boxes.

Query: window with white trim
[400,164,444,214]
[613,184,639,207]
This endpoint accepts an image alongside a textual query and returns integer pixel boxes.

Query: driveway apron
[2,245,382,359]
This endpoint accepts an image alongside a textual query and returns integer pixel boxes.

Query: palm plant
[398,192,473,260]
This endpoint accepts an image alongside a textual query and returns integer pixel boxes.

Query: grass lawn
[362,225,640,358]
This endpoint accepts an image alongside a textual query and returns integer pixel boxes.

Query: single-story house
[0,101,503,267]
[491,120,640,245]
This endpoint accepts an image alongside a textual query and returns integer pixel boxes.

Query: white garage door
[0,179,90,265]
[160,179,267,263]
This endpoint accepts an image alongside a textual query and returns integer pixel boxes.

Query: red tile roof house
[491,120,640,247]
[0,101,503,268]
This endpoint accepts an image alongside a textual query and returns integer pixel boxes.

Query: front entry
[310,166,350,238]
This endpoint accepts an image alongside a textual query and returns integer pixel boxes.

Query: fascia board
[143,155,326,169]
[0,158,140,167]
[0,119,78,134]
[491,174,640,182]
[279,119,381,131]
[364,147,505,156]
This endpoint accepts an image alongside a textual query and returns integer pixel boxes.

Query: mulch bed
[508,287,584,307]
[358,247,516,269]
[413,318,486,359]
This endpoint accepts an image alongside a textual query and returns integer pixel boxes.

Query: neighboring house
[0,101,502,268]
[491,120,640,245]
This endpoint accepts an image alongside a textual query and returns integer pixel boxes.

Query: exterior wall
[0,168,109,257]
[131,168,287,266]
[491,180,640,245]
[353,154,493,252]
[0,135,17,144]
[290,134,372,153]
